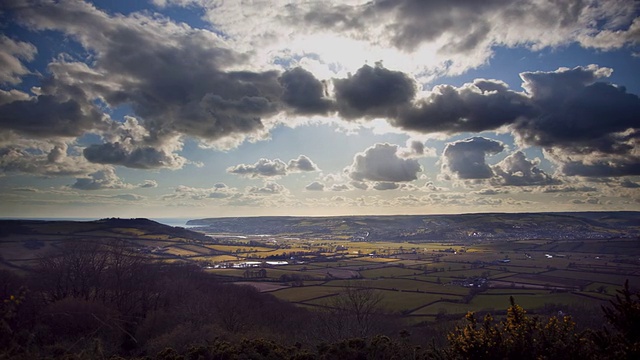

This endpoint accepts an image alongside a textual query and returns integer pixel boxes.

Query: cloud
[0,35,36,85]
[571,197,601,205]
[441,137,505,180]
[538,185,598,193]
[4,0,285,151]
[473,188,509,195]
[393,79,533,134]
[71,168,134,190]
[0,89,30,106]
[305,181,325,191]
[347,143,422,183]
[398,139,437,158]
[162,184,238,200]
[513,65,636,147]
[246,182,287,194]
[289,1,638,72]
[279,67,332,115]
[373,182,399,191]
[330,184,351,192]
[228,158,288,178]
[0,142,104,176]
[491,151,559,186]
[139,180,158,188]
[287,155,320,172]
[0,94,109,138]
[83,142,186,170]
[423,182,446,192]
[350,181,369,190]
[229,155,320,178]
[384,65,640,179]
[110,194,145,201]
[334,63,416,119]
[512,65,640,177]
[83,116,187,169]
[620,179,640,188]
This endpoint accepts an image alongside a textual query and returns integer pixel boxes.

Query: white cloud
[71,168,134,190]
[0,35,36,85]
[347,143,422,183]
[228,158,288,178]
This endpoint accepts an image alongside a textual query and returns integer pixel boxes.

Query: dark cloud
[287,155,320,172]
[393,79,533,134]
[620,179,640,188]
[83,142,185,170]
[548,152,640,177]
[511,66,640,177]
[491,151,558,186]
[4,0,283,151]
[0,95,107,138]
[334,63,416,119]
[514,66,639,149]
[279,67,332,115]
[347,143,422,183]
[227,158,288,178]
[441,137,504,180]
[305,181,325,191]
[386,65,640,178]
[373,182,399,191]
[350,181,369,190]
[82,116,186,169]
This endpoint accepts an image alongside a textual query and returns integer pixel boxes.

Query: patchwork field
[1,214,638,324]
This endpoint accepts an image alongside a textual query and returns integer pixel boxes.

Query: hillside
[0,218,212,271]
[187,211,640,241]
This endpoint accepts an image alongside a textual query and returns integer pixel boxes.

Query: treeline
[1,239,639,359]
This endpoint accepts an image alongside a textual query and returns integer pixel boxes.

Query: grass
[544,269,640,286]
[360,266,422,279]
[271,286,342,302]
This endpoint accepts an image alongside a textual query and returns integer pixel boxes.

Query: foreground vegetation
[2,255,639,359]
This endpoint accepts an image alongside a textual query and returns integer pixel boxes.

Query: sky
[0,0,639,219]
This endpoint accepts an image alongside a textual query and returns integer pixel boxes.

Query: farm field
[203,234,638,322]
[1,214,638,325]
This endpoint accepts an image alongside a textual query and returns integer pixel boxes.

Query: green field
[2,216,638,324]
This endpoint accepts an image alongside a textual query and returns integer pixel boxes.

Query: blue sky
[0,0,639,218]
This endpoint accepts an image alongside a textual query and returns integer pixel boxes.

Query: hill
[187,211,640,242]
[0,218,212,271]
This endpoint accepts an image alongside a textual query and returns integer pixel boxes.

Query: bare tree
[315,281,385,341]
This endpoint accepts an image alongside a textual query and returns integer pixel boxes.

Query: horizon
[3,209,639,224]
[0,1,639,218]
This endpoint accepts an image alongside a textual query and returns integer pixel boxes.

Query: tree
[446,297,592,360]
[315,281,385,341]
[592,280,640,359]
